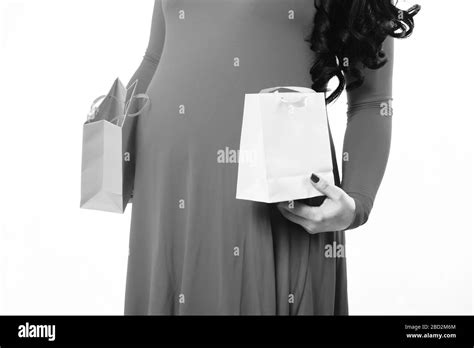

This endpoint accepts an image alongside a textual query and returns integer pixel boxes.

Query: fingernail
[311,173,320,183]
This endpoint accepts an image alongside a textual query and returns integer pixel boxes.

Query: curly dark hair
[307,0,421,104]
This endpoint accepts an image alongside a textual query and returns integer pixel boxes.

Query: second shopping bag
[236,86,334,203]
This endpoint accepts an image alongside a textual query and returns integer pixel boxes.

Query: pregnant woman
[124,0,419,315]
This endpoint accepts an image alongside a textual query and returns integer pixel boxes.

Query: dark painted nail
[311,173,320,183]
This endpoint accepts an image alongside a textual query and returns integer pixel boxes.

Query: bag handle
[260,86,314,107]
[87,93,150,125]
[125,94,150,118]
[261,86,315,105]
[86,79,137,122]
[124,79,138,115]
[259,86,316,94]
[86,95,107,122]
[86,94,127,123]
[86,79,150,125]
[112,94,151,127]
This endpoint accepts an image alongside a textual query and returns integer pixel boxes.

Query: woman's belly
[144,0,317,144]
[135,0,320,214]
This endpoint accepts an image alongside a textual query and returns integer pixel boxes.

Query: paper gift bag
[236,86,334,203]
[80,78,149,213]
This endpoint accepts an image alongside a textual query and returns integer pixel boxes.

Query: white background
[0,0,472,315]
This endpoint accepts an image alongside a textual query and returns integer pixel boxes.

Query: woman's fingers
[278,201,324,222]
[277,204,315,233]
[277,201,328,234]
[310,174,343,201]
[276,175,352,234]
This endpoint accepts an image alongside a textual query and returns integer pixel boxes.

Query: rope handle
[259,86,316,94]
[87,79,139,113]
[111,94,151,127]
[124,79,139,116]
[86,79,150,125]
[86,94,107,121]
[260,86,315,106]
[125,94,150,117]
[86,94,128,123]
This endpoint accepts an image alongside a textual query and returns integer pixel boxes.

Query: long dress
[124,0,394,315]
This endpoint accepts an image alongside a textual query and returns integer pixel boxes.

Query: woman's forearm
[341,100,392,229]
[126,53,160,99]
[341,36,395,230]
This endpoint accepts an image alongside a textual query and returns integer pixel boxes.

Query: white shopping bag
[236,86,334,203]
[80,78,150,213]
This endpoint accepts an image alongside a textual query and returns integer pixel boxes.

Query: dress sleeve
[126,0,166,112]
[341,36,394,230]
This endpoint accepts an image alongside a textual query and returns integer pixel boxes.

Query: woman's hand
[277,174,356,234]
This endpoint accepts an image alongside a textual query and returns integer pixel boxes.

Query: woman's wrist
[344,192,373,230]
